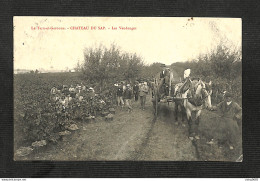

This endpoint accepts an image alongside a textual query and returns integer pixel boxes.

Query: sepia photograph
[14,17,242,161]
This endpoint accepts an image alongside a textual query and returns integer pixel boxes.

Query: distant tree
[141,62,163,78]
[82,45,104,89]
[121,53,144,82]
[176,43,242,81]
[171,43,242,103]
[81,43,143,90]
[75,60,82,72]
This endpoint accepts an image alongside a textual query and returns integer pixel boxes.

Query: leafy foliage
[140,62,163,79]
[14,73,115,149]
[81,44,144,88]
[171,44,242,104]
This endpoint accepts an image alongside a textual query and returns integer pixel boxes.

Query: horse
[173,78,213,140]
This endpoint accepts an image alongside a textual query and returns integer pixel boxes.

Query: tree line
[76,43,242,103]
[170,44,242,104]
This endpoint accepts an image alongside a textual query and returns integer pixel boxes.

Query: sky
[14,17,241,70]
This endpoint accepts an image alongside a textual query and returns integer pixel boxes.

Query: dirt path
[136,103,198,161]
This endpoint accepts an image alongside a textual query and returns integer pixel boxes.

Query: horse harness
[177,80,209,107]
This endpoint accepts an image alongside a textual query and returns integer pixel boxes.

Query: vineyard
[14,72,116,154]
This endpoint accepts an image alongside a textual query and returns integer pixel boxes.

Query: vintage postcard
[14,17,242,161]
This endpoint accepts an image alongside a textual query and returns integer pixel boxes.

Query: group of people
[50,83,99,112]
[50,83,106,116]
[114,80,150,112]
[49,80,153,116]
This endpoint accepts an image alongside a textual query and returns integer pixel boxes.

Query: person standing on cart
[159,67,170,98]
[160,64,167,79]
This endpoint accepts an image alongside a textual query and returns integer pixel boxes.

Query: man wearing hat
[139,82,149,110]
[217,92,242,121]
[213,92,242,150]
[133,81,139,101]
[76,84,82,94]
[160,64,167,79]
[88,87,95,98]
[123,84,133,113]
[62,85,70,96]
[69,85,76,98]
[116,83,124,108]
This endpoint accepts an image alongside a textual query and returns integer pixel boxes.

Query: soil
[15,94,242,161]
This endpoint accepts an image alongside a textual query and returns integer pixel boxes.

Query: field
[14,72,88,150]
[14,72,242,161]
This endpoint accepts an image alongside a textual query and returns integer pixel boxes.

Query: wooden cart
[153,69,177,119]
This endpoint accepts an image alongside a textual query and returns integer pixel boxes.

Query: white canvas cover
[184,69,191,79]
